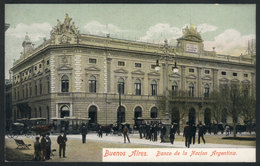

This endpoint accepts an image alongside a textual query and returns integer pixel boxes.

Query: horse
[97,124,113,136]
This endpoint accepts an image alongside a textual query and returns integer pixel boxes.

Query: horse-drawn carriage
[51,117,90,134]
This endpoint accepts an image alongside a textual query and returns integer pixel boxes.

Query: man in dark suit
[57,132,67,158]
[80,125,88,143]
[198,122,206,144]
[170,123,177,144]
[183,122,192,148]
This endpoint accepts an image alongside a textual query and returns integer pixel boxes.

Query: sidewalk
[63,133,254,148]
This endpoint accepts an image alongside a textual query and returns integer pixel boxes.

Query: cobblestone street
[5,132,255,162]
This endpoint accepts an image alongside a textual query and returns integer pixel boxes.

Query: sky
[5,4,256,79]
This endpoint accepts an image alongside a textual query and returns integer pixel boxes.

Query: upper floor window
[233,73,237,76]
[47,60,50,65]
[151,80,157,96]
[61,75,69,92]
[135,79,142,95]
[172,82,178,96]
[35,84,38,96]
[204,84,210,98]
[89,75,97,93]
[205,70,210,74]
[151,64,157,69]
[188,83,194,97]
[135,63,142,68]
[221,71,226,75]
[39,64,42,68]
[39,80,42,95]
[244,74,248,77]
[118,77,125,94]
[189,68,194,73]
[35,66,37,70]
[118,61,125,66]
[89,58,97,64]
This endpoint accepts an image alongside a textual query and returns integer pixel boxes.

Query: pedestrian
[45,133,51,160]
[160,125,166,143]
[138,124,143,139]
[57,132,67,158]
[198,122,206,144]
[40,135,47,161]
[34,136,41,161]
[154,123,158,142]
[191,123,196,144]
[122,125,130,143]
[170,123,176,144]
[80,125,88,143]
[98,126,103,138]
[183,122,192,148]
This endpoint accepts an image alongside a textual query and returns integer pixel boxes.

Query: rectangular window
[189,68,194,73]
[244,74,248,77]
[221,71,226,75]
[135,63,142,68]
[151,64,157,69]
[89,58,97,64]
[47,60,50,65]
[39,64,42,68]
[35,66,37,70]
[151,84,157,96]
[233,73,237,76]
[205,70,210,74]
[118,61,125,66]
[135,83,141,95]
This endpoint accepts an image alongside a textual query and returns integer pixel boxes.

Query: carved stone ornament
[50,13,79,44]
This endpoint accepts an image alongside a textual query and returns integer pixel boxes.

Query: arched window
[89,75,96,93]
[172,82,178,96]
[135,79,141,95]
[134,106,142,119]
[61,75,69,92]
[60,105,70,118]
[117,106,125,123]
[118,78,125,94]
[188,83,194,97]
[204,84,210,97]
[88,105,97,124]
[34,108,37,118]
[151,80,157,96]
[150,107,158,118]
[39,107,42,117]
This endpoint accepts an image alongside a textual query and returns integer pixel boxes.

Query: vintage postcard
[4,4,256,163]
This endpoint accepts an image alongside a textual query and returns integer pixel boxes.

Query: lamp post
[118,83,122,136]
[155,39,178,141]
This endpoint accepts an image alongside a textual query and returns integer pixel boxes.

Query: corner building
[10,16,255,128]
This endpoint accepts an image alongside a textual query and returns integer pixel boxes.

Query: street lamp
[118,83,122,136]
[155,39,178,141]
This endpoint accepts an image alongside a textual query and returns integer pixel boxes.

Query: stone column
[197,67,202,97]
[213,69,218,91]
[181,65,186,91]
[106,58,112,93]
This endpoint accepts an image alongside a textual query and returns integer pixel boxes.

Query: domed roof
[178,24,203,42]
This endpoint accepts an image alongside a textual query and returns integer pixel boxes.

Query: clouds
[6,22,52,42]
[204,29,255,55]
[83,21,125,36]
[138,23,218,44]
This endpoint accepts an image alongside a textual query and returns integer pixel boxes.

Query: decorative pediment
[231,79,240,83]
[241,79,250,84]
[219,77,229,82]
[58,64,73,70]
[131,69,145,75]
[169,73,180,78]
[148,71,160,76]
[85,66,101,72]
[186,74,196,79]
[114,68,128,74]
[201,75,212,81]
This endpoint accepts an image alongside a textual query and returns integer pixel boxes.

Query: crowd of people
[33,133,52,161]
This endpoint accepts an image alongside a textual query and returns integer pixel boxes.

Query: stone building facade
[10,15,255,128]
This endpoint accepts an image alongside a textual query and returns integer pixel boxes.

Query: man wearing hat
[34,137,41,161]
